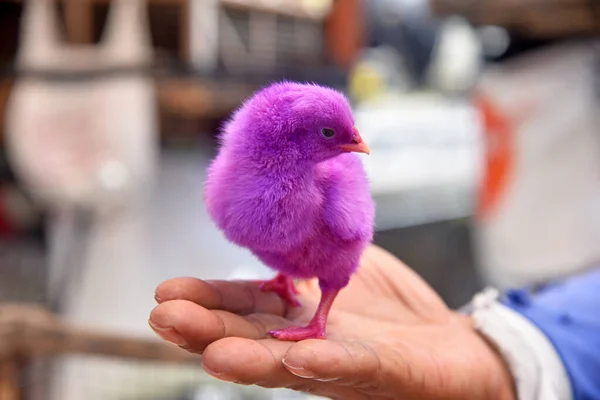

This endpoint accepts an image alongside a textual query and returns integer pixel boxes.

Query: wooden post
[64,0,93,43]
[180,0,190,62]
[324,0,365,70]
[0,79,13,145]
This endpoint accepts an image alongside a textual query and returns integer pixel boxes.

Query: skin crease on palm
[149,245,517,400]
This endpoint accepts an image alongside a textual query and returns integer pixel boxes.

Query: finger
[202,337,370,400]
[202,337,295,385]
[155,278,287,316]
[148,300,290,353]
[282,339,384,392]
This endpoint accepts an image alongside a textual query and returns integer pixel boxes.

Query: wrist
[472,318,518,400]
[464,288,573,400]
[459,314,517,400]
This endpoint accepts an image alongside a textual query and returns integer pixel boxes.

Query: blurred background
[0,0,598,399]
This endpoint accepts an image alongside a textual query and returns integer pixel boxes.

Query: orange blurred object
[324,0,365,70]
[474,93,515,220]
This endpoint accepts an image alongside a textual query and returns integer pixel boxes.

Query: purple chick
[203,81,375,341]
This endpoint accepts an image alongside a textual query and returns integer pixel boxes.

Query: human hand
[149,245,515,400]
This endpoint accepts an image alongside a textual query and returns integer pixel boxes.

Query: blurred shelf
[220,0,329,20]
[0,54,349,128]
[0,75,257,130]
[431,0,600,38]
[0,59,349,120]
[0,0,328,21]
[158,78,256,118]
[0,0,363,137]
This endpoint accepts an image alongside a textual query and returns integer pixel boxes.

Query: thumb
[282,340,385,390]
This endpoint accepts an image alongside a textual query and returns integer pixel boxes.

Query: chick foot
[269,289,339,341]
[269,321,326,341]
[257,273,301,307]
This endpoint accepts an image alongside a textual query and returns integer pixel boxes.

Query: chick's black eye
[320,128,335,139]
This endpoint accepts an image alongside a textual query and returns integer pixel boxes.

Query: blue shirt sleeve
[501,268,600,400]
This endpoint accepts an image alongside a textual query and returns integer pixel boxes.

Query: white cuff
[466,288,572,400]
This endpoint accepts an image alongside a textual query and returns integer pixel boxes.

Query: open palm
[149,245,514,400]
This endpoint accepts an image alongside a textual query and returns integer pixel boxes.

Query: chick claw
[269,322,326,341]
[256,273,301,307]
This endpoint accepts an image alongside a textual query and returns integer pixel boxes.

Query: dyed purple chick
[203,81,375,341]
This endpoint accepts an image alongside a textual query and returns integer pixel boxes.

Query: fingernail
[282,357,315,378]
[202,364,239,383]
[154,294,164,303]
[148,319,188,347]
[315,377,340,382]
[202,364,225,377]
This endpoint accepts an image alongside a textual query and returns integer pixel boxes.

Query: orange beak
[339,127,370,155]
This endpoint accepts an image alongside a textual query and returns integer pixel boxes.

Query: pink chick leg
[269,289,339,341]
[256,273,301,307]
